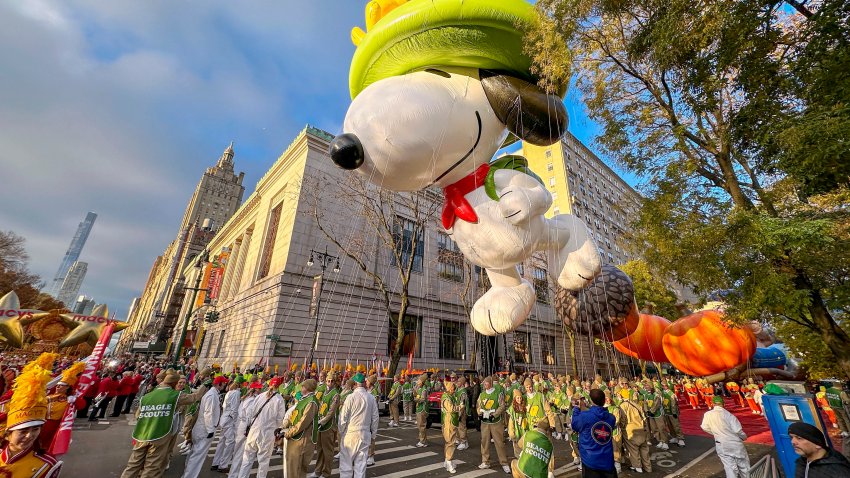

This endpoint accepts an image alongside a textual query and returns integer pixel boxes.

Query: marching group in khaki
[119,367,710,478]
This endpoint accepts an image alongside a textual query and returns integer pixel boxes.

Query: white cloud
[0,0,360,318]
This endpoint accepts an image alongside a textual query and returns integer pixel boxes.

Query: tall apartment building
[57,261,88,306]
[117,144,245,352]
[519,132,641,266]
[169,127,633,379]
[46,212,97,297]
[72,295,97,315]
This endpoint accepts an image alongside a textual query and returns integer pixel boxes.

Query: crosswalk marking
[376,460,466,478]
[251,450,436,475]
[453,468,497,477]
[208,439,395,457]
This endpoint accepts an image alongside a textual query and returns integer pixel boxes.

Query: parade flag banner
[194,262,214,308]
[407,350,413,374]
[207,251,229,301]
[50,320,117,455]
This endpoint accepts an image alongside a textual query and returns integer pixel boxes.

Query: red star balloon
[0,291,51,348]
[57,304,128,348]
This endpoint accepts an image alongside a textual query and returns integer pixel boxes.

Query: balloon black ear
[479,69,568,146]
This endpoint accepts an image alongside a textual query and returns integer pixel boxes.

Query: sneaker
[668,437,678,443]
[677,439,685,447]
[502,465,511,474]
[661,443,669,450]
[334,453,340,459]
[572,458,581,465]
[553,432,562,440]
[615,462,621,473]
[307,473,317,478]
[457,442,468,451]
[479,463,490,469]
[656,442,664,449]
[446,461,456,474]
[631,467,643,473]
[211,466,219,471]
[216,468,229,474]
[366,457,375,466]
[416,441,428,447]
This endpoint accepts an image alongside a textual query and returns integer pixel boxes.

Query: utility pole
[172,250,209,367]
[306,246,339,373]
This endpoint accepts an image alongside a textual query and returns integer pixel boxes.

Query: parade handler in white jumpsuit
[700,395,750,478]
[337,373,379,478]
[212,381,242,473]
[234,377,287,478]
[182,375,228,478]
[227,383,260,478]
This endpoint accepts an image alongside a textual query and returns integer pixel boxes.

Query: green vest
[479,387,504,423]
[133,387,180,442]
[517,430,553,477]
[442,391,459,427]
[340,388,352,404]
[456,387,470,415]
[318,387,339,432]
[316,383,327,402]
[389,382,401,401]
[290,394,318,443]
[414,385,430,413]
[402,382,413,401]
[508,406,529,440]
[645,393,663,418]
[825,387,845,410]
[661,390,677,415]
[526,392,546,422]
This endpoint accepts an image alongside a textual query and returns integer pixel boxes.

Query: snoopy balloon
[331,0,602,335]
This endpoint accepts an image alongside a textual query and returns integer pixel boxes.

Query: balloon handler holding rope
[330,0,602,336]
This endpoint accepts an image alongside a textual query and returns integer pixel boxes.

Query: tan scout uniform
[414,376,430,445]
[285,381,319,478]
[477,379,509,468]
[621,390,651,473]
[441,382,461,471]
[455,377,469,447]
[121,375,208,478]
[316,377,340,478]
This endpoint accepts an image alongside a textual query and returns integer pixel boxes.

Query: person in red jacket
[110,372,134,417]
[76,374,100,418]
[88,373,118,421]
[122,372,144,414]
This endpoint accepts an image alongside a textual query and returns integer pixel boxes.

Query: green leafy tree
[528,0,850,378]
[619,260,682,320]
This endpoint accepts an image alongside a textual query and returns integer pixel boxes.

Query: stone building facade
[177,127,636,379]
[118,145,245,353]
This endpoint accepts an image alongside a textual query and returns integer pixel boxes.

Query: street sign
[265,334,280,340]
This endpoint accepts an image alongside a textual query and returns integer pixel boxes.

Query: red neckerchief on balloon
[441,163,490,229]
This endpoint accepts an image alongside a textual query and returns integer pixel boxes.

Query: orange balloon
[613,314,671,362]
[661,310,756,376]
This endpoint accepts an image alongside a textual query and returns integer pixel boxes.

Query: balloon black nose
[329,133,364,170]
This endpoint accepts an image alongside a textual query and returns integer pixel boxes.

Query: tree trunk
[793,271,850,380]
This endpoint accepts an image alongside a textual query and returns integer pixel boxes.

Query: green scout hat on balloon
[348,0,548,100]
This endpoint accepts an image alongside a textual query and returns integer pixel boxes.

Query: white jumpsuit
[233,392,286,478]
[181,387,221,478]
[212,389,241,469]
[337,387,379,478]
[227,394,257,478]
[700,406,750,478]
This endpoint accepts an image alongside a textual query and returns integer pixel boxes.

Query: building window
[551,192,558,201]
[214,330,225,357]
[608,252,615,263]
[388,313,422,357]
[547,162,553,171]
[541,334,557,365]
[553,207,560,215]
[514,331,531,364]
[256,203,282,279]
[532,267,549,303]
[439,320,466,360]
[549,177,556,187]
[475,265,491,289]
[392,216,424,273]
[545,150,552,158]
[437,232,463,282]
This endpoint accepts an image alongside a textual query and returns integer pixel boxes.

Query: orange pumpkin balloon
[661,310,757,376]
[613,313,671,363]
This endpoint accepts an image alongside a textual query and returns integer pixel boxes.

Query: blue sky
[0,1,635,321]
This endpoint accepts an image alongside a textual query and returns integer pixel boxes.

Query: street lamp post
[172,250,209,367]
[306,246,339,372]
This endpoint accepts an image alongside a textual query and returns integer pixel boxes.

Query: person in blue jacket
[571,388,618,478]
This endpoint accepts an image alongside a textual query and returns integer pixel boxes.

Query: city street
[63,413,773,478]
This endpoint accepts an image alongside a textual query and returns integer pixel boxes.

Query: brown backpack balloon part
[555,265,640,342]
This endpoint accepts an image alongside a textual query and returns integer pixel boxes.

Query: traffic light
[205,311,220,323]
